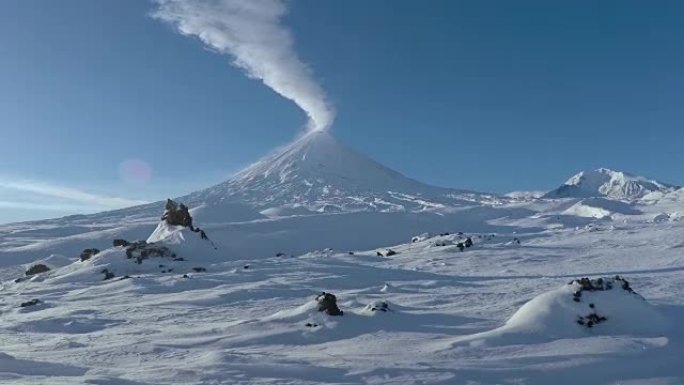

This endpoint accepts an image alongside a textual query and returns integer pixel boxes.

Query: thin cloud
[152,0,335,132]
[0,177,148,209]
[0,200,101,212]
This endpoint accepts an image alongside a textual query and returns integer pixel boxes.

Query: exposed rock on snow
[79,248,100,262]
[25,264,50,276]
[316,292,343,316]
[112,239,130,247]
[20,299,41,308]
[451,276,669,346]
[162,199,193,227]
[376,248,397,257]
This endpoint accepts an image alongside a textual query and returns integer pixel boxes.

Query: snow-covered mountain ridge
[544,168,677,200]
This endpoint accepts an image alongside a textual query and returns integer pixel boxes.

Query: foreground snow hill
[1,205,683,384]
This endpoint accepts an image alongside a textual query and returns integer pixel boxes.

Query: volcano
[180,130,490,219]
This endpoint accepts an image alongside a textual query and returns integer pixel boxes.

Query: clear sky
[1,0,683,223]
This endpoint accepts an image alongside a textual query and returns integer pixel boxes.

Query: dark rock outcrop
[161,199,215,247]
[101,269,115,280]
[376,249,397,257]
[162,199,193,227]
[20,299,41,308]
[25,264,50,276]
[125,242,177,264]
[80,248,100,262]
[113,239,131,247]
[316,292,343,316]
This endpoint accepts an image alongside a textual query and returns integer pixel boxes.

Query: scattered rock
[464,237,473,248]
[316,292,343,316]
[305,322,318,328]
[456,243,465,252]
[25,264,50,276]
[113,239,131,247]
[569,276,639,329]
[101,269,115,280]
[79,248,100,262]
[577,313,608,328]
[192,267,207,273]
[125,242,175,264]
[366,301,390,312]
[182,274,190,279]
[20,299,41,308]
[243,265,250,270]
[376,249,397,257]
[348,251,355,255]
[276,252,286,257]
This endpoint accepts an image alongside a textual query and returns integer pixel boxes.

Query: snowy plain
[0,132,683,384]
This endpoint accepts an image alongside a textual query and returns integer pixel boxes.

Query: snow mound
[562,198,641,219]
[147,220,218,259]
[505,190,545,200]
[451,277,669,346]
[545,168,675,200]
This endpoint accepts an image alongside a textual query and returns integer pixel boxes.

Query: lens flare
[118,159,153,184]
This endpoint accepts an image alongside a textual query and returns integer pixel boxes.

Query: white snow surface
[0,134,683,384]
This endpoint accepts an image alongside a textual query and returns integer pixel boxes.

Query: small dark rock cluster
[101,269,115,280]
[305,322,319,328]
[80,248,100,262]
[570,276,636,303]
[376,249,397,257]
[577,312,607,328]
[25,264,50,276]
[192,267,206,273]
[316,292,343,316]
[569,276,638,329]
[368,301,390,313]
[20,299,41,308]
[113,239,131,247]
[125,241,178,264]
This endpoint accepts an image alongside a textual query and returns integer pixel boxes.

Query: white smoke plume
[152,0,335,131]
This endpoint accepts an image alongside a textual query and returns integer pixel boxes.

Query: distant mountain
[544,168,676,200]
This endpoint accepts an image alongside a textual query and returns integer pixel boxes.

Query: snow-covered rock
[451,276,669,346]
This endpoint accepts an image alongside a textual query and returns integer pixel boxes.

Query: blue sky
[1,0,683,223]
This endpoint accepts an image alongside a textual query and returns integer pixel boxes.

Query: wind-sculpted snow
[1,213,684,384]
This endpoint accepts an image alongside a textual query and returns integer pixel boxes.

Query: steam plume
[152,0,335,131]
